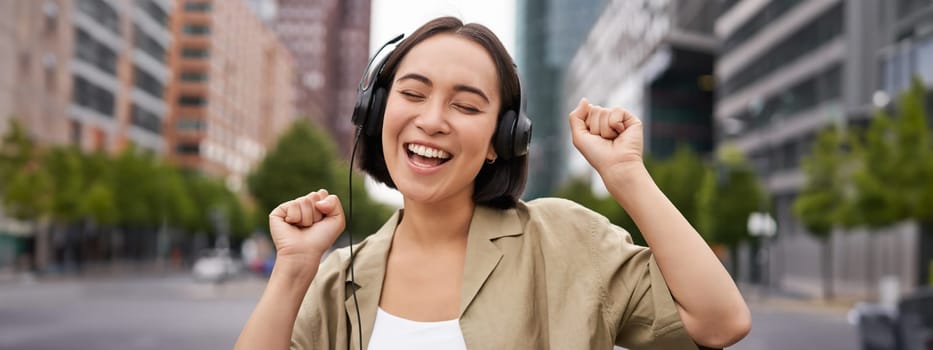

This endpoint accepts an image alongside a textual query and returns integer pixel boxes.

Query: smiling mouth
[405,143,452,168]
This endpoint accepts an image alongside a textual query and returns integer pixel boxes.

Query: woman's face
[381,33,501,206]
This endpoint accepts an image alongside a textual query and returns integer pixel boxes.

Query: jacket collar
[343,204,524,349]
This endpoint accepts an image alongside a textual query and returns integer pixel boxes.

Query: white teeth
[407,143,451,159]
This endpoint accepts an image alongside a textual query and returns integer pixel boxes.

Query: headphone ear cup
[352,89,371,130]
[366,87,388,137]
[513,112,532,157]
[495,110,517,160]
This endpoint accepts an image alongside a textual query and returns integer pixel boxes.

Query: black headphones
[352,34,532,160]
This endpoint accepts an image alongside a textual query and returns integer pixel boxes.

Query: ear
[486,144,498,162]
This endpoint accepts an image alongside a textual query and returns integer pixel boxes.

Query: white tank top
[368,307,467,350]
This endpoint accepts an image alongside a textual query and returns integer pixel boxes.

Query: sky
[370,0,516,55]
[364,0,517,207]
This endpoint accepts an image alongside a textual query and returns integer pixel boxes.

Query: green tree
[850,79,933,286]
[248,120,392,240]
[44,147,86,225]
[0,119,49,221]
[111,148,155,228]
[332,165,394,239]
[653,145,708,225]
[793,128,853,299]
[696,146,764,276]
[0,120,36,185]
[248,121,339,217]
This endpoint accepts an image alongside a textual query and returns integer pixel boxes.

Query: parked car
[192,248,241,283]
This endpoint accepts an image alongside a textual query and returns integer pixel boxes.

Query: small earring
[486,157,496,165]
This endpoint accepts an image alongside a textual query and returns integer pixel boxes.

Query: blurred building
[515,0,607,198]
[0,0,172,154]
[165,0,296,191]
[879,0,933,100]
[715,0,931,298]
[562,0,719,193]
[262,0,371,155]
[0,0,174,273]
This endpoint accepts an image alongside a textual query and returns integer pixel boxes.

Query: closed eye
[399,90,425,100]
[454,104,481,114]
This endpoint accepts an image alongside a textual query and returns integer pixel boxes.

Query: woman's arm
[235,264,317,350]
[605,162,750,348]
[234,190,346,350]
[568,99,750,348]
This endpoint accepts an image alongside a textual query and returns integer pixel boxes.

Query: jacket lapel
[344,210,398,350]
[459,205,524,317]
[341,205,525,348]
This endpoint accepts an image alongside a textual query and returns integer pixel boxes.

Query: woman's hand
[268,189,346,276]
[568,98,644,177]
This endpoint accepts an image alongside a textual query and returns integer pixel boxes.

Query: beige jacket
[291,197,698,349]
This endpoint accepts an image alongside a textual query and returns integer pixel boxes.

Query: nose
[413,99,450,135]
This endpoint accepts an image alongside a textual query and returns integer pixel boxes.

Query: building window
[72,75,115,116]
[130,104,163,134]
[134,66,164,98]
[918,37,933,86]
[75,28,117,75]
[43,1,59,34]
[181,48,209,58]
[723,0,803,53]
[180,71,207,82]
[70,120,82,146]
[184,2,212,12]
[183,24,210,35]
[176,119,205,130]
[179,95,206,106]
[721,3,844,97]
[176,143,200,154]
[730,64,841,130]
[139,0,168,26]
[76,0,120,35]
[134,25,166,63]
[43,54,57,92]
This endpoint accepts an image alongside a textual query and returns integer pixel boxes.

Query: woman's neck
[398,195,475,247]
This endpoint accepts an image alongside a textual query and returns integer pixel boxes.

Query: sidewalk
[740,283,860,316]
[0,261,192,286]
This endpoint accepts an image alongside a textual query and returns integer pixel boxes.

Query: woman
[236,17,750,350]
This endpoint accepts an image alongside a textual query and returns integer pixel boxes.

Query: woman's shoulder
[520,197,610,226]
[518,197,636,248]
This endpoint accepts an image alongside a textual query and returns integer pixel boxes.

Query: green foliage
[332,164,394,238]
[44,148,86,224]
[248,121,339,217]
[0,119,49,220]
[652,145,707,225]
[696,147,764,249]
[793,128,850,239]
[893,80,933,222]
[2,165,51,221]
[853,78,933,226]
[0,119,36,186]
[248,120,392,238]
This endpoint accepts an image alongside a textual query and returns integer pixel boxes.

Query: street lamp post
[748,212,777,298]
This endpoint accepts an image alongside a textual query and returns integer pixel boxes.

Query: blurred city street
[0,273,265,350]
[1,0,933,348]
[0,274,862,350]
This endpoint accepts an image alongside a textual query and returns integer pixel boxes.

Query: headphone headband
[351,34,532,159]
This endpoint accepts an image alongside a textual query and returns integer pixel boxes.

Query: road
[0,274,264,350]
[730,298,860,350]
[0,275,861,349]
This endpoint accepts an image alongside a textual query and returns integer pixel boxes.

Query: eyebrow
[396,73,490,104]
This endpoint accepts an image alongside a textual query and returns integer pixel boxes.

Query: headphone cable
[347,127,364,349]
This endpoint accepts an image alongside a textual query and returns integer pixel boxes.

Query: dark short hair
[356,16,528,209]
